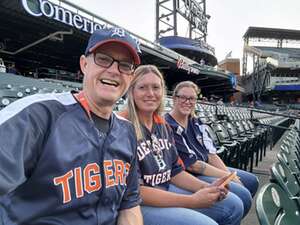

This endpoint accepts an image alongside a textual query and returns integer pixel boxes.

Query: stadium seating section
[2,71,299,224]
[36,67,80,81]
[0,72,81,109]
[0,72,293,172]
[256,120,300,225]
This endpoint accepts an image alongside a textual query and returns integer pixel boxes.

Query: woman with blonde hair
[121,65,243,225]
[165,80,259,217]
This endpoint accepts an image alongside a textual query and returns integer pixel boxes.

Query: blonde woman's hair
[126,65,166,140]
[172,81,200,117]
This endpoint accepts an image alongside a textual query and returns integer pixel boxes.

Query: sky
[69,0,300,62]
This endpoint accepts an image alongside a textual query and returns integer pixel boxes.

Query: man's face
[80,42,134,107]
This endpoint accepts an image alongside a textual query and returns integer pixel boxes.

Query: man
[7,63,17,74]
[0,58,6,73]
[0,27,143,225]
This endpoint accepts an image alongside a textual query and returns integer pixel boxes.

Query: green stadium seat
[256,183,300,225]
[270,161,300,204]
[0,84,13,89]
[0,97,11,108]
[277,151,300,175]
[0,89,24,98]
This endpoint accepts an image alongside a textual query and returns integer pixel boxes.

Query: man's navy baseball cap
[85,27,141,65]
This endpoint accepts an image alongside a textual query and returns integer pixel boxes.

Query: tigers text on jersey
[136,114,182,190]
[0,92,140,225]
[165,113,217,169]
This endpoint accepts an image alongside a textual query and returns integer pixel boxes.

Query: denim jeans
[141,206,218,225]
[168,185,243,225]
[141,184,243,225]
[197,167,258,217]
[197,175,252,217]
[228,167,259,197]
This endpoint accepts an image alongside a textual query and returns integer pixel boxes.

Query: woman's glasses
[175,95,197,103]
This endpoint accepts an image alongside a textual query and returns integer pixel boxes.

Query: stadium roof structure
[243,27,300,41]
[242,26,300,99]
[159,36,218,66]
[0,0,234,95]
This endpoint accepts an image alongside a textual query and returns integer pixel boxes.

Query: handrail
[250,108,300,120]
[0,30,73,55]
[252,121,293,131]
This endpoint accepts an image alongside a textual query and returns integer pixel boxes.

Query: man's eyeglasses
[175,95,197,103]
[92,52,136,75]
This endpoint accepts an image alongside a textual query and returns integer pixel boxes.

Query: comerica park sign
[21,0,106,34]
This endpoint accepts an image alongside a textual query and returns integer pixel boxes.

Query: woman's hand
[189,186,221,208]
[209,175,231,198]
[233,176,243,185]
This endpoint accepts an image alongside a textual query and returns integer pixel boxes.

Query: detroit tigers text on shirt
[53,160,130,204]
[137,138,171,160]
[137,137,172,186]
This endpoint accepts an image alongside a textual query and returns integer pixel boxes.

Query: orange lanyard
[74,91,92,119]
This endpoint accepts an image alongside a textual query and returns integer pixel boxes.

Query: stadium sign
[177,58,200,74]
[21,0,106,33]
[176,0,207,34]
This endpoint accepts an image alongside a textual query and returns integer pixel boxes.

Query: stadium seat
[256,183,300,225]
[0,89,25,108]
[210,123,240,168]
[197,112,212,125]
[203,124,229,162]
[270,161,300,204]
[277,151,300,176]
[222,121,250,170]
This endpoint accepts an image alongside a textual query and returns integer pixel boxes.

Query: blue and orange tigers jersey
[0,92,140,225]
[135,114,183,190]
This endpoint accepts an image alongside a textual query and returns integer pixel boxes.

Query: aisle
[241,139,283,225]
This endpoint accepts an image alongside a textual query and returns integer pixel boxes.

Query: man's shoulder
[115,110,129,120]
[0,92,77,125]
[113,111,135,131]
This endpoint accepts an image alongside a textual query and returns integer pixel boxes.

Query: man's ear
[79,55,88,75]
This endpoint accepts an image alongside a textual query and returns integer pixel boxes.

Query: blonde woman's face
[133,72,163,115]
[173,86,197,116]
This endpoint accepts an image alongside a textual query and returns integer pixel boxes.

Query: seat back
[277,151,300,174]
[211,123,231,142]
[197,112,211,125]
[256,183,300,225]
[223,121,239,138]
[205,125,220,146]
[271,161,300,198]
